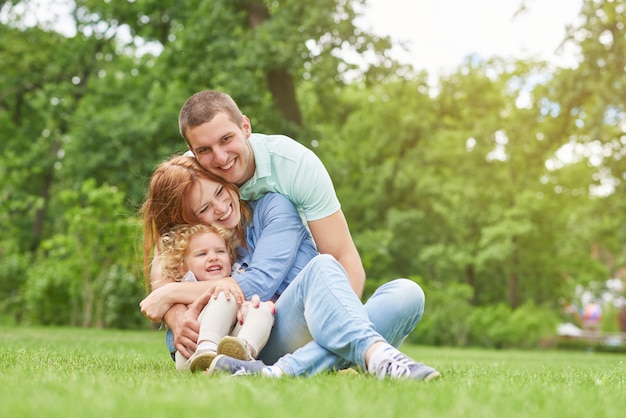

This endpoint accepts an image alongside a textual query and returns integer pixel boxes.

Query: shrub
[468,302,559,349]
[410,281,474,346]
[411,280,560,349]
[467,304,512,348]
[22,258,76,325]
[0,239,31,324]
[101,265,148,329]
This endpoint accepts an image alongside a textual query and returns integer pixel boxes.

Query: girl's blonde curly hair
[156,223,240,285]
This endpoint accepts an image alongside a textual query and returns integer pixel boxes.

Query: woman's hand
[186,278,245,317]
[203,276,245,304]
[139,283,176,322]
[140,277,243,322]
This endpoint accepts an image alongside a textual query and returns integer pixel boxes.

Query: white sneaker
[374,349,440,381]
[175,351,190,371]
[217,336,254,360]
[187,348,217,373]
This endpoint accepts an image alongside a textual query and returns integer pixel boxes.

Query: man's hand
[166,304,200,359]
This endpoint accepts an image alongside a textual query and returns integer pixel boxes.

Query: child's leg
[197,291,239,347]
[186,291,239,373]
[230,302,275,358]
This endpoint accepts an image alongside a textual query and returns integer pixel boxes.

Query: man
[178,90,365,295]
[169,90,365,359]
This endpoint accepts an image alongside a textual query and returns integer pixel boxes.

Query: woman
[139,155,439,380]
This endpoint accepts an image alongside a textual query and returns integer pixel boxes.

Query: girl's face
[182,232,232,281]
[187,177,241,230]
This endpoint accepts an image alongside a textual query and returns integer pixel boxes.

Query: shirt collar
[247,134,272,183]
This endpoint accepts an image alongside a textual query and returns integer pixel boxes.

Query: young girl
[157,223,275,372]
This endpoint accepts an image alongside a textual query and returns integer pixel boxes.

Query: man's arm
[163,303,199,358]
[308,209,365,297]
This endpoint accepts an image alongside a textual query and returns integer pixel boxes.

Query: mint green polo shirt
[239,133,340,222]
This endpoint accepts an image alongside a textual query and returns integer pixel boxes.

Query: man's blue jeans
[167,254,425,376]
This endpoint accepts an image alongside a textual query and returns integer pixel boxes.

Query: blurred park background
[1,0,625,350]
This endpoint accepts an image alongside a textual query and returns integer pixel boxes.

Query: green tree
[0,0,405,327]
[320,58,579,307]
[22,180,144,327]
[2,0,625,335]
[553,0,626,272]
[75,0,401,136]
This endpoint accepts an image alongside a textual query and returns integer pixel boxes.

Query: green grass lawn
[1,326,624,418]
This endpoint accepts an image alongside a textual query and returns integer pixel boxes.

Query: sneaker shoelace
[232,365,273,377]
[378,352,413,379]
[232,366,254,376]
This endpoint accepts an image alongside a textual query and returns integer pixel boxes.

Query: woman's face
[187,177,241,230]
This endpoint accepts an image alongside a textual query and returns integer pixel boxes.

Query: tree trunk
[244,1,302,129]
[465,264,475,302]
[508,271,518,308]
[266,69,302,127]
[31,139,61,252]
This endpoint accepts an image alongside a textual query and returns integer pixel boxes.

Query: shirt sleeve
[234,194,311,301]
[289,149,341,221]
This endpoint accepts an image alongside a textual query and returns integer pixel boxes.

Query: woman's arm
[141,248,245,322]
[140,278,244,322]
[235,193,316,300]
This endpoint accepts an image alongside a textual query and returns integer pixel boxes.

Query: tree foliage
[0,0,624,338]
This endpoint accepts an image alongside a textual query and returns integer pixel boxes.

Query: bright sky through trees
[358,0,583,77]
